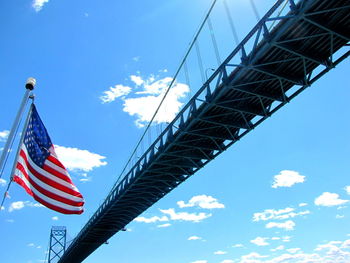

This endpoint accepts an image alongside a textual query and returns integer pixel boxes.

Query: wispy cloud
[32,0,49,12]
[78,173,92,183]
[345,186,350,195]
[0,178,6,187]
[314,192,349,207]
[160,208,211,222]
[0,130,9,142]
[54,145,107,172]
[100,85,131,103]
[253,207,309,221]
[250,237,269,246]
[266,220,296,231]
[286,248,301,253]
[177,195,225,209]
[214,250,227,255]
[191,260,207,263]
[100,73,189,128]
[52,216,59,221]
[272,170,305,188]
[270,245,284,252]
[134,215,168,223]
[157,223,171,228]
[9,201,43,212]
[240,252,268,261]
[232,244,244,248]
[188,236,203,241]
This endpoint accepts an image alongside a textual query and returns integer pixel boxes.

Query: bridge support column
[48,226,67,263]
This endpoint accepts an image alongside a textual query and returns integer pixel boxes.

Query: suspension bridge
[52,0,349,262]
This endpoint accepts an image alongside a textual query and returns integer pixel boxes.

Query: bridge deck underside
[59,1,350,262]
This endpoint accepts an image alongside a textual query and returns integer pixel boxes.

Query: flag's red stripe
[47,154,67,171]
[43,162,73,185]
[14,176,83,215]
[13,175,34,197]
[20,150,83,198]
[16,162,84,207]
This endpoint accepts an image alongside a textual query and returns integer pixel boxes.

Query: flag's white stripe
[21,146,80,192]
[45,158,72,180]
[17,156,84,203]
[15,170,83,212]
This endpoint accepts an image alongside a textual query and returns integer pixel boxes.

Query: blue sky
[1,0,350,263]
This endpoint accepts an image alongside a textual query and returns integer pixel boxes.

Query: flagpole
[0,78,36,179]
[0,101,34,208]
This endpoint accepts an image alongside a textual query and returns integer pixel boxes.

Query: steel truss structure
[48,226,67,263]
[59,0,350,262]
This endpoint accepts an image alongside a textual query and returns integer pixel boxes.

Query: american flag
[13,105,84,214]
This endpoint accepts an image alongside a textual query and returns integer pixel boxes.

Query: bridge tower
[48,226,67,263]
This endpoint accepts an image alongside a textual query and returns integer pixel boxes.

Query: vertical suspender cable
[195,41,206,83]
[207,17,221,66]
[184,61,191,97]
[250,0,261,21]
[223,0,241,50]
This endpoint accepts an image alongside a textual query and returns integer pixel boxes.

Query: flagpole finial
[25,77,36,90]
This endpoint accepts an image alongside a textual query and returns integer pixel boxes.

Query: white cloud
[32,0,49,12]
[266,220,295,231]
[28,243,35,247]
[0,178,6,187]
[241,252,268,261]
[345,186,350,195]
[9,201,43,212]
[298,203,308,207]
[54,145,107,172]
[233,244,244,248]
[177,195,225,209]
[253,207,309,221]
[337,206,347,210]
[130,75,144,86]
[272,170,305,188]
[214,251,227,255]
[250,237,269,246]
[336,214,345,219]
[314,192,349,207]
[191,261,207,263]
[134,215,168,223]
[100,85,132,103]
[52,216,59,221]
[6,219,14,223]
[123,78,189,127]
[0,130,9,142]
[157,223,171,228]
[282,236,291,242]
[132,56,140,62]
[270,245,284,252]
[286,248,301,253]
[101,74,189,128]
[188,236,202,241]
[160,208,211,222]
[79,173,92,183]
[220,260,234,263]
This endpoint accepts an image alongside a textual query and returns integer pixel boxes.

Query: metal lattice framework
[48,226,67,263]
[59,0,350,262]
